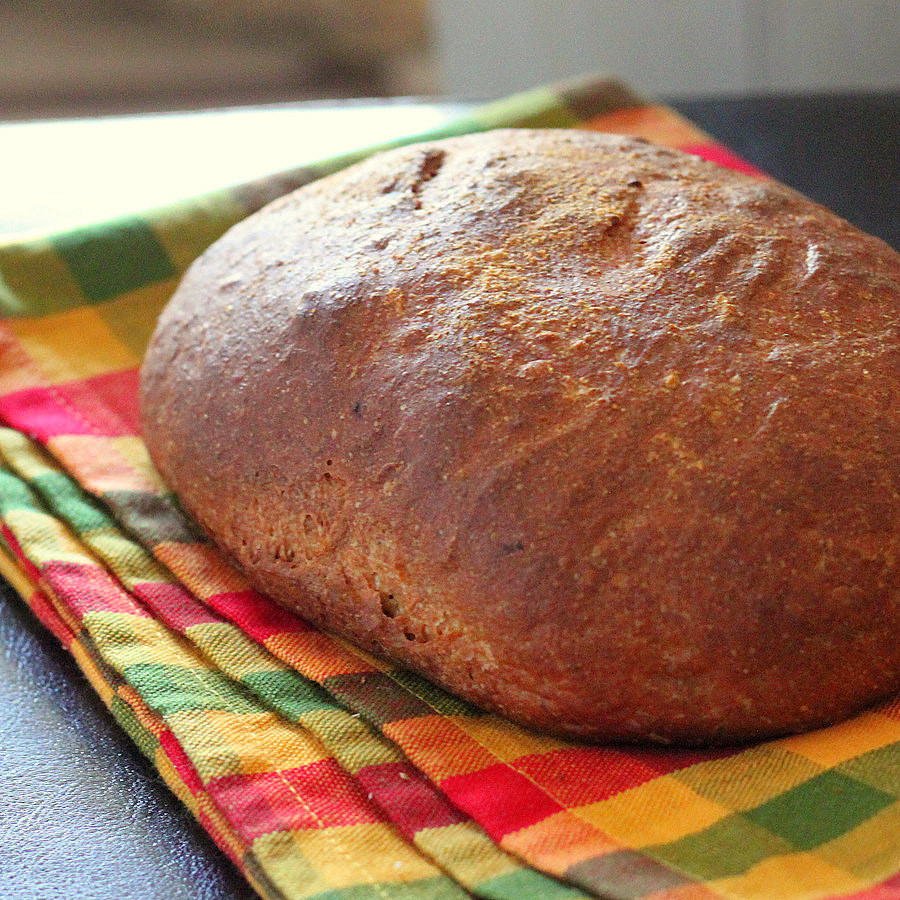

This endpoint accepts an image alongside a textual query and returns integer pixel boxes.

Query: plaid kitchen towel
[0,75,898,900]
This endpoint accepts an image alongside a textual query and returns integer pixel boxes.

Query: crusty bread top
[141,129,900,742]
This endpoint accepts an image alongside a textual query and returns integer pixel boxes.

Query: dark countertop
[0,93,897,900]
[670,93,899,249]
[0,579,257,900]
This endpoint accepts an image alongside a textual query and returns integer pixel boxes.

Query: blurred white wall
[433,0,900,98]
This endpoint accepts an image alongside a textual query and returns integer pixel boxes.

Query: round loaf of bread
[140,129,900,744]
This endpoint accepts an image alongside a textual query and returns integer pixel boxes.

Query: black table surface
[671,92,898,250]
[0,92,897,900]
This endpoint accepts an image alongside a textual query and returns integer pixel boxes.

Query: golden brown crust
[140,129,900,744]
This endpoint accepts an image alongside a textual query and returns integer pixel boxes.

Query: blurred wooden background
[1,0,899,118]
[0,0,435,116]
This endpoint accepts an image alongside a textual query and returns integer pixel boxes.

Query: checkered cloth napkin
[0,75,898,900]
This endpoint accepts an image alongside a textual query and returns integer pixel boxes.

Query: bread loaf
[140,129,900,744]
